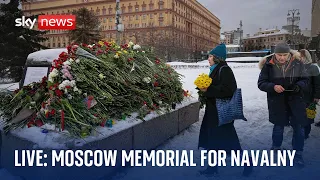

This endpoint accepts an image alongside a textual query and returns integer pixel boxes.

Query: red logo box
[38,15,76,30]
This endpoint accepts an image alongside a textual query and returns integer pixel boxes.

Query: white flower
[159,101,162,105]
[133,45,141,50]
[70,80,76,87]
[67,94,73,100]
[143,77,151,83]
[64,89,68,94]
[48,68,59,82]
[73,87,79,92]
[83,93,87,97]
[128,41,134,47]
[30,101,36,105]
[63,61,71,66]
[114,54,119,59]
[88,45,93,48]
[48,77,54,83]
[99,73,105,79]
[75,59,80,63]
[142,51,145,53]
[69,58,74,62]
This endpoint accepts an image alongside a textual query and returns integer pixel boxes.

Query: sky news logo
[15,15,76,30]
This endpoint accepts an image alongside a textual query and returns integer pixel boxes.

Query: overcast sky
[198,0,312,35]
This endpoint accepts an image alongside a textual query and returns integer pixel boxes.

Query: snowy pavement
[110,63,320,180]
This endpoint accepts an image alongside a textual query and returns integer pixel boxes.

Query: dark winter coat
[258,53,309,126]
[303,64,320,104]
[198,61,242,153]
[303,64,320,124]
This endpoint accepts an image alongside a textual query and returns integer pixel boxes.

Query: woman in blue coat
[258,43,309,167]
[198,44,252,177]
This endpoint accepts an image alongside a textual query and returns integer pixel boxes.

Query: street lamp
[287,9,300,49]
[115,0,124,44]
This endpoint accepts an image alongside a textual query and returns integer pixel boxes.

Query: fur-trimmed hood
[258,50,301,70]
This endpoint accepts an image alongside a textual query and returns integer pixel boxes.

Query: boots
[199,166,219,177]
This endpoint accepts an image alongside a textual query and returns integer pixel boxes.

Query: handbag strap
[218,65,228,81]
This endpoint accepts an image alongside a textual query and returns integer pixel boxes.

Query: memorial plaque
[23,67,49,86]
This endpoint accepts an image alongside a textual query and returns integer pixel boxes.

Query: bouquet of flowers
[306,103,317,119]
[194,73,212,109]
[194,73,212,89]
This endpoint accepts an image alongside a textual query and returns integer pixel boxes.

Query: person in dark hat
[198,44,252,177]
[258,43,309,168]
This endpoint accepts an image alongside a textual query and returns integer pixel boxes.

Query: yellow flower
[194,73,212,89]
[98,41,104,46]
[123,50,128,54]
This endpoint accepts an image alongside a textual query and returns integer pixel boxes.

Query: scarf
[209,64,218,75]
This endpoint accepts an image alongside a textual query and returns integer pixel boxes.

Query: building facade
[243,28,309,51]
[243,29,290,51]
[312,0,320,37]
[21,0,220,59]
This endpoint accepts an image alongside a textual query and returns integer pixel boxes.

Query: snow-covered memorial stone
[0,41,200,179]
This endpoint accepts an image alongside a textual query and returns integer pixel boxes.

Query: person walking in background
[299,49,320,134]
[258,43,309,168]
[198,44,252,177]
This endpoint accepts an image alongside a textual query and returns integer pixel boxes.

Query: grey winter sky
[198,0,312,35]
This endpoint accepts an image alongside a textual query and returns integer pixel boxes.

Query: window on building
[129,7,132,12]
[109,9,112,14]
[122,8,125,13]
[109,17,112,22]
[142,6,146,11]
[143,14,146,20]
[150,14,154,19]
[102,8,106,15]
[159,21,163,26]
[135,7,139,12]
[159,13,163,17]
[150,4,154,10]
[136,15,139,20]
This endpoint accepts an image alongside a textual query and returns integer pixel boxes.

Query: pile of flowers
[306,103,317,119]
[0,40,185,137]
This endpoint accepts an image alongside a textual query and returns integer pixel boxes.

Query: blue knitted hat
[209,43,227,60]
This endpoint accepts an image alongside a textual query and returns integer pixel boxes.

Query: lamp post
[287,9,300,49]
[115,0,124,44]
[239,20,243,52]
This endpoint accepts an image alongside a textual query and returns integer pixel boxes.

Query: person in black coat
[258,43,309,168]
[299,49,320,138]
[198,44,252,177]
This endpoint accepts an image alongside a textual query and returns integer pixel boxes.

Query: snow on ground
[111,62,320,180]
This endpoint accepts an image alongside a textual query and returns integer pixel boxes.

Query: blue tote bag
[215,66,247,126]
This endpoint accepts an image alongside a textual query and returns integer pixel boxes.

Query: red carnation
[50,109,56,115]
[155,59,160,64]
[55,89,63,97]
[154,82,159,87]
